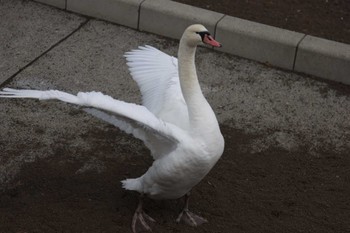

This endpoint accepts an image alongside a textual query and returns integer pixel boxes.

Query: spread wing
[0,88,185,159]
[124,45,189,129]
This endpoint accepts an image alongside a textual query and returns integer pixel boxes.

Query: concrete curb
[139,0,224,40]
[35,0,65,9]
[34,0,350,85]
[215,15,305,70]
[66,0,143,29]
[294,35,350,85]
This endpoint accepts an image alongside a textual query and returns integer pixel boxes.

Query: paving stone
[0,0,86,84]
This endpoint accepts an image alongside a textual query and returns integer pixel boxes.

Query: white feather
[0,88,183,161]
[124,46,189,129]
[83,108,177,158]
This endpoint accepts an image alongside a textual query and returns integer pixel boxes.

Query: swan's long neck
[178,39,216,129]
[178,40,200,102]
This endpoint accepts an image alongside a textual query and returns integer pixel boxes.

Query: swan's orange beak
[203,34,222,48]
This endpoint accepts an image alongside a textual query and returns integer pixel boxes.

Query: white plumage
[0,24,224,232]
[125,45,189,129]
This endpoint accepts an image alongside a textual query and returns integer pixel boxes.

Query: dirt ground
[175,0,350,44]
[0,125,349,233]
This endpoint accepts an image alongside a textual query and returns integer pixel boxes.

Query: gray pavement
[54,0,350,85]
[0,0,86,84]
[0,0,350,190]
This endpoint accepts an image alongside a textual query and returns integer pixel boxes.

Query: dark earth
[1,1,350,233]
[1,125,349,233]
[175,0,350,44]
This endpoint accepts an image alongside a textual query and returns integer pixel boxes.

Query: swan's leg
[132,194,156,233]
[176,192,208,227]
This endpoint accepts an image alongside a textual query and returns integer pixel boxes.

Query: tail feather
[121,178,143,192]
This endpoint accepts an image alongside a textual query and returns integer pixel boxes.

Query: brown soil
[175,0,350,44]
[0,126,349,233]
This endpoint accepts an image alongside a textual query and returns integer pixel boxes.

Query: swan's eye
[196,31,210,41]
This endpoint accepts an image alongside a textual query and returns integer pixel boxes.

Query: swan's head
[181,24,222,48]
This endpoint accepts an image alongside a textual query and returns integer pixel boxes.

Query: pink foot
[176,192,208,227]
[132,210,156,233]
[176,209,208,226]
[132,195,156,233]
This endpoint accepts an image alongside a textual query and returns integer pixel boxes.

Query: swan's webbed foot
[132,210,156,232]
[176,208,208,226]
[176,192,208,227]
[132,195,156,233]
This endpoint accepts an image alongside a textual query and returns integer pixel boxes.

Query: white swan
[0,24,224,232]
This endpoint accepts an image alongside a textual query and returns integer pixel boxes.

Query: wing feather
[0,88,184,159]
[124,45,189,129]
[84,108,177,158]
